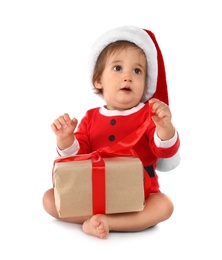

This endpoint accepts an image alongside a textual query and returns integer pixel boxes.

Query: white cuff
[154,130,177,148]
[57,139,80,157]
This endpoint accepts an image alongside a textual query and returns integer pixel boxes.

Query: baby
[43,25,180,239]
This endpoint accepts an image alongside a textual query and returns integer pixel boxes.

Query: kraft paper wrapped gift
[53,155,145,218]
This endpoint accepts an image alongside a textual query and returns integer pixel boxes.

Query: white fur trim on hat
[88,25,158,102]
[156,152,181,172]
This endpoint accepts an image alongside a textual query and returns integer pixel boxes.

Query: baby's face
[95,46,147,110]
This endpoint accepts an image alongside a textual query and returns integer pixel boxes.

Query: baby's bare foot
[82,214,109,239]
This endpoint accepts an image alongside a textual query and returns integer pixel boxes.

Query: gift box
[53,155,145,218]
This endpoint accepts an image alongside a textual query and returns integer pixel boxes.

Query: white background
[1,0,222,259]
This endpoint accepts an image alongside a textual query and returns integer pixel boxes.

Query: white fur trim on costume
[56,139,79,157]
[88,25,158,102]
[154,131,178,148]
[100,102,145,116]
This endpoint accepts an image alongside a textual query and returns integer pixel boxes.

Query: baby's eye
[114,65,122,71]
[134,68,142,74]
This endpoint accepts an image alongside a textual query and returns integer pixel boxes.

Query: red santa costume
[57,25,180,198]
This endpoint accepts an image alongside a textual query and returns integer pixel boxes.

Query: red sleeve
[74,108,98,154]
[148,126,180,158]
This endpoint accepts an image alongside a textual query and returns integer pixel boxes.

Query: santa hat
[88,25,180,171]
[88,25,169,104]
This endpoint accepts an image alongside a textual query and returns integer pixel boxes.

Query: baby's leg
[43,189,173,239]
[82,215,109,239]
[42,188,89,223]
[83,192,173,239]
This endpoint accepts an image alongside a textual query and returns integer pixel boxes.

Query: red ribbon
[53,104,153,215]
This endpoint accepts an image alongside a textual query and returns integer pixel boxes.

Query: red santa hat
[88,25,169,104]
[88,25,180,171]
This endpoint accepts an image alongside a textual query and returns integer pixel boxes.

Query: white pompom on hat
[88,25,180,171]
[88,25,169,104]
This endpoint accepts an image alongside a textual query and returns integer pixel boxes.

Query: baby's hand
[51,113,78,140]
[149,98,172,127]
[149,98,175,140]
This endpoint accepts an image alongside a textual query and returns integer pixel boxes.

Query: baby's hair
[92,40,147,95]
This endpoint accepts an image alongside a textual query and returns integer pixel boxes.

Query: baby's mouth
[120,87,132,91]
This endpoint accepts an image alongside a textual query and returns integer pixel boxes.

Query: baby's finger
[149,98,162,113]
[149,103,155,117]
[51,123,59,132]
[53,116,67,129]
[156,106,169,119]
[152,101,167,114]
[71,118,78,128]
[148,98,159,104]
[63,113,72,124]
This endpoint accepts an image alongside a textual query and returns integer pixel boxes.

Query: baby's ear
[94,80,103,90]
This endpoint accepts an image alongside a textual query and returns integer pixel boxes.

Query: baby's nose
[123,73,132,82]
